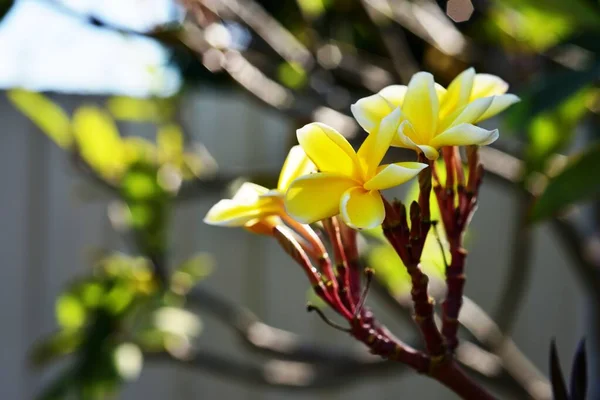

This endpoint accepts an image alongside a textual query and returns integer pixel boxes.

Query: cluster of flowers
[201,68,518,390]
[205,68,518,231]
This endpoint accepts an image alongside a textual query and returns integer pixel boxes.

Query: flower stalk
[382,182,446,358]
[437,146,484,352]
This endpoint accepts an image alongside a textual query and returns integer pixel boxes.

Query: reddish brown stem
[281,214,343,303]
[438,146,483,352]
[382,198,446,357]
[350,309,430,373]
[432,361,498,400]
[273,225,353,320]
[323,218,355,314]
[441,243,467,351]
[338,221,362,305]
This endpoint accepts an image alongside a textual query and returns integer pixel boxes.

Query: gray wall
[0,88,586,399]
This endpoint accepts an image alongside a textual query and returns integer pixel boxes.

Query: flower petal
[285,173,357,224]
[350,94,394,133]
[470,74,509,100]
[402,72,439,142]
[440,68,475,119]
[435,83,447,101]
[379,85,408,107]
[204,198,280,227]
[364,162,428,190]
[357,107,403,176]
[392,121,440,160]
[475,94,520,123]
[439,97,494,131]
[277,145,316,191]
[430,123,499,148]
[340,187,384,229]
[232,182,270,203]
[297,122,360,178]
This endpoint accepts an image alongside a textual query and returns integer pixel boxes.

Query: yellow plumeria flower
[351,68,520,160]
[203,146,315,234]
[285,109,427,230]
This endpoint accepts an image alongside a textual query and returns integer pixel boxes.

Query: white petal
[350,94,394,133]
[470,74,509,100]
[430,123,499,148]
[232,182,270,203]
[475,94,521,123]
[379,85,408,107]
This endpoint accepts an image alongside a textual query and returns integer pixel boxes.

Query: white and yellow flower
[203,146,315,234]
[351,68,520,160]
[284,109,427,230]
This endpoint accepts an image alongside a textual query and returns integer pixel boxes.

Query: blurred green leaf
[73,106,126,181]
[297,0,326,18]
[56,293,87,329]
[121,169,160,201]
[107,96,174,123]
[157,123,184,165]
[171,253,214,294]
[277,62,307,89]
[103,282,136,315]
[30,330,83,367]
[490,0,600,51]
[510,63,600,127]
[122,137,158,166]
[525,88,592,170]
[530,144,600,222]
[7,89,72,148]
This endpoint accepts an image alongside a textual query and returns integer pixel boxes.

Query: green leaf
[525,88,592,171]
[277,62,307,89]
[56,294,87,329]
[30,329,83,367]
[170,253,214,294]
[73,106,126,180]
[510,63,600,127]
[7,89,72,148]
[530,144,600,222]
[107,96,174,123]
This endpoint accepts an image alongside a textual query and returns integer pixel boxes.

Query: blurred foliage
[7,90,72,148]
[32,252,212,399]
[7,90,217,185]
[486,0,600,51]
[530,144,600,222]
